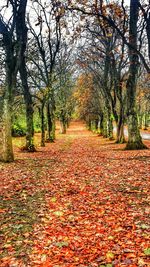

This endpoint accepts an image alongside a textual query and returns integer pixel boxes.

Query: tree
[55,44,75,134]
[67,0,149,149]
[28,0,62,142]
[16,0,35,151]
[125,0,146,149]
[73,7,128,141]
[137,70,150,130]
[74,73,101,131]
[0,1,18,161]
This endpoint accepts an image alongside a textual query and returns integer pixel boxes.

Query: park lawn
[0,121,150,267]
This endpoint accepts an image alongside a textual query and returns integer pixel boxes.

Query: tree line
[0,0,150,162]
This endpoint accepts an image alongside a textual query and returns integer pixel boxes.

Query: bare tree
[27,0,62,142]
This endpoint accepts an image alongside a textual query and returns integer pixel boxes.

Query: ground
[0,121,150,267]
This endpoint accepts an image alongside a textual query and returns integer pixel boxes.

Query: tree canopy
[0,0,150,161]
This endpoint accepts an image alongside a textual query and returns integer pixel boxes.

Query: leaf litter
[0,122,150,266]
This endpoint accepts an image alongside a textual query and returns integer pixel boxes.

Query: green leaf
[13,224,24,229]
[51,197,57,202]
[55,241,69,248]
[144,248,150,255]
[106,252,115,259]
[140,224,149,230]
[53,211,64,216]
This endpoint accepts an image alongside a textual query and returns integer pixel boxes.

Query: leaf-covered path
[0,122,150,267]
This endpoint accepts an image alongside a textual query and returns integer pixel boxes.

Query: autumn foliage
[0,122,150,266]
[73,74,100,122]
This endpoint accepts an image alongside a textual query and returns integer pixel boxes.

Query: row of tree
[0,0,150,162]
[74,72,149,141]
[0,0,75,162]
[70,0,150,148]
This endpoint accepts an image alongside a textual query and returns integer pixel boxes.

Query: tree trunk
[47,103,52,141]
[16,0,35,151]
[102,110,108,137]
[41,102,45,147]
[94,119,99,131]
[144,112,148,130]
[1,50,16,162]
[108,116,113,140]
[66,118,70,128]
[46,102,55,142]
[51,115,56,140]
[88,118,92,130]
[117,123,125,144]
[19,60,35,151]
[2,97,14,162]
[59,109,66,134]
[116,105,126,143]
[126,0,146,149]
[106,103,113,140]
[98,114,103,135]
[126,111,145,149]
[60,119,66,134]
[138,114,143,129]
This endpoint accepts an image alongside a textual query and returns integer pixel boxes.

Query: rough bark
[1,44,17,161]
[108,117,114,140]
[2,97,14,162]
[19,60,35,151]
[116,105,126,143]
[102,110,108,138]
[2,63,14,161]
[59,110,67,134]
[104,104,113,139]
[16,0,35,151]
[46,102,55,142]
[46,103,52,141]
[126,0,147,150]
[40,102,45,147]
[0,15,17,161]
[144,112,148,130]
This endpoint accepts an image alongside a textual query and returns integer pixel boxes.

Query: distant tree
[67,0,149,149]
[55,44,75,134]
[74,73,102,131]
[27,0,62,142]
[74,6,128,141]
[137,72,150,129]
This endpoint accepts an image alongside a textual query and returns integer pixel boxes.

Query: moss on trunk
[2,98,14,162]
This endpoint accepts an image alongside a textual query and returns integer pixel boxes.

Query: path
[0,122,150,267]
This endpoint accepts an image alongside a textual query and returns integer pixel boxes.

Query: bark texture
[126,0,147,150]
